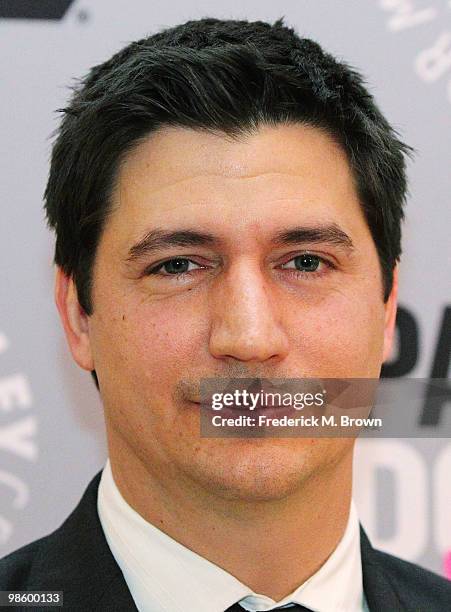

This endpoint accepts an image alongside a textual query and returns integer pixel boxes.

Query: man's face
[59,124,397,501]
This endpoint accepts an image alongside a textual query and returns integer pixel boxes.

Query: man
[1,16,450,612]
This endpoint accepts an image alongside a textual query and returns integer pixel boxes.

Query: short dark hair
[44,17,412,385]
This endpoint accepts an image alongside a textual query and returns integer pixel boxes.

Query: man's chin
[181,437,323,502]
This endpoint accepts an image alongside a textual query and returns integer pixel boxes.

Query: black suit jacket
[1,471,450,611]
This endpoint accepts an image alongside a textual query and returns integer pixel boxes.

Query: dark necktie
[225,604,313,612]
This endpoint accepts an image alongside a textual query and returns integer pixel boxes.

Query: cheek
[93,295,206,397]
[136,310,204,371]
[289,288,386,377]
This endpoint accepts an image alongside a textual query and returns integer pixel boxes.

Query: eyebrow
[126,229,219,263]
[125,223,354,264]
[273,224,354,250]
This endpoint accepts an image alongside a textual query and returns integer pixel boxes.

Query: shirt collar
[98,458,364,612]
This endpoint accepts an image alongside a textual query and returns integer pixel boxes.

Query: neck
[107,432,354,601]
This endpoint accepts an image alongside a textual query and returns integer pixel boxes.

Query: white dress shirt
[97,459,368,612]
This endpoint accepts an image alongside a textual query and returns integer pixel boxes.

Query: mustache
[174,367,310,403]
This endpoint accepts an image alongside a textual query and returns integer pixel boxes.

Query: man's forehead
[116,123,351,195]
[110,123,358,235]
[100,123,366,262]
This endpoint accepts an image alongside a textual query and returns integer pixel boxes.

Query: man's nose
[208,260,290,363]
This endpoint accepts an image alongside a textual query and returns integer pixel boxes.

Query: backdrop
[1,0,450,577]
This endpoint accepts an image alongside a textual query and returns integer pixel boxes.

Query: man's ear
[54,267,94,371]
[382,265,399,363]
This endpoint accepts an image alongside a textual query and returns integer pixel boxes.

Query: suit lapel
[360,525,404,612]
[27,471,138,611]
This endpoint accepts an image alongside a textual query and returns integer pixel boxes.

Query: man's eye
[280,254,328,274]
[147,258,202,275]
[146,254,331,278]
